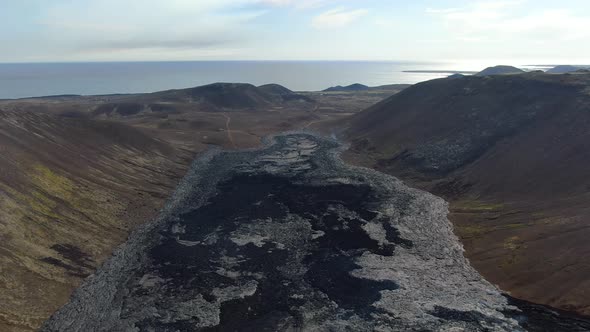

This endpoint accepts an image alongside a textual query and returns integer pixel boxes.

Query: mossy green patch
[501,223,526,230]
[455,223,490,238]
[499,236,527,269]
[454,200,505,212]
[31,164,75,201]
[29,190,61,220]
[503,236,522,251]
[4,164,78,222]
[1,164,91,224]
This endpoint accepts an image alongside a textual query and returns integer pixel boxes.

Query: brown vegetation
[0,109,194,331]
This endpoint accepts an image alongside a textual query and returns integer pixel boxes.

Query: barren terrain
[0,83,401,331]
[324,71,590,317]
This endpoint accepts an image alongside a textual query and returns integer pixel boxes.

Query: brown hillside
[342,72,590,316]
[149,83,277,108]
[0,109,193,331]
[71,83,316,119]
[146,82,314,111]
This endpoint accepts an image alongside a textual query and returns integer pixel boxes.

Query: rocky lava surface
[42,133,584,331]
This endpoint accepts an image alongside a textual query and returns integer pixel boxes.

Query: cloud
[427,0,590,42]
[425,8,461,15]
[33,0,263,60]
[85,37,234,52]
[312,8,368,29]
[257,0,332,9]
[428,1,522,24]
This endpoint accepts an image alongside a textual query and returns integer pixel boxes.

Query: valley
[2,70,590,331]
[0,82,402,331]
[40,133,585,332]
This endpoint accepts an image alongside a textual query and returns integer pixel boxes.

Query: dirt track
[221,113,237,149]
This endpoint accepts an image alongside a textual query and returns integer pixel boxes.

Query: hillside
[323,83,411,92]
[150,83,278,107]
[146,82,313,111]
[341,72,590,316]
[257,83,295,96]
[258,83,314,102]
[55,83,317,118]
[0,109,194,331]
[475,65,524,76]
[546,65,584,74]
[324,83,370,92]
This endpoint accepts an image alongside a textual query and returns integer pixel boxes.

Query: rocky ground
[42,132,535,331]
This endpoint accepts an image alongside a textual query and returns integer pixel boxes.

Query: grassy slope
[0,110,193,331]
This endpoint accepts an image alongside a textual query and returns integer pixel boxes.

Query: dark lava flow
[42,133,590,332]
[128,169,410,331]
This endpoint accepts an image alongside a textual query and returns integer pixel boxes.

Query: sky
[1,0,589,63]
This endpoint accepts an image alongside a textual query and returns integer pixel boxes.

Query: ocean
[0,61,529,99]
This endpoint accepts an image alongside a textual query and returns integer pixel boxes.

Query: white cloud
[374,17,397,28]
[427,0,590,42]
[428,1,522,28]
[258,0,332,9]
[33,0,263,60]
[495,9,590,40]
[312,8,368,29]
[425,8,461,15]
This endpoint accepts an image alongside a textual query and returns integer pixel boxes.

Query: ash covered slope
[342,72,590,316]
[43,133,522,331]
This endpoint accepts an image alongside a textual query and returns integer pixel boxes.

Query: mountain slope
[84,83,316,118]
[0,109,193,331]
[258,83,314,102]
[150,83,277,108]
[150,82,314,109]
[258,83,295,95]
[342,72,590,316]
[324,83,370,92]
